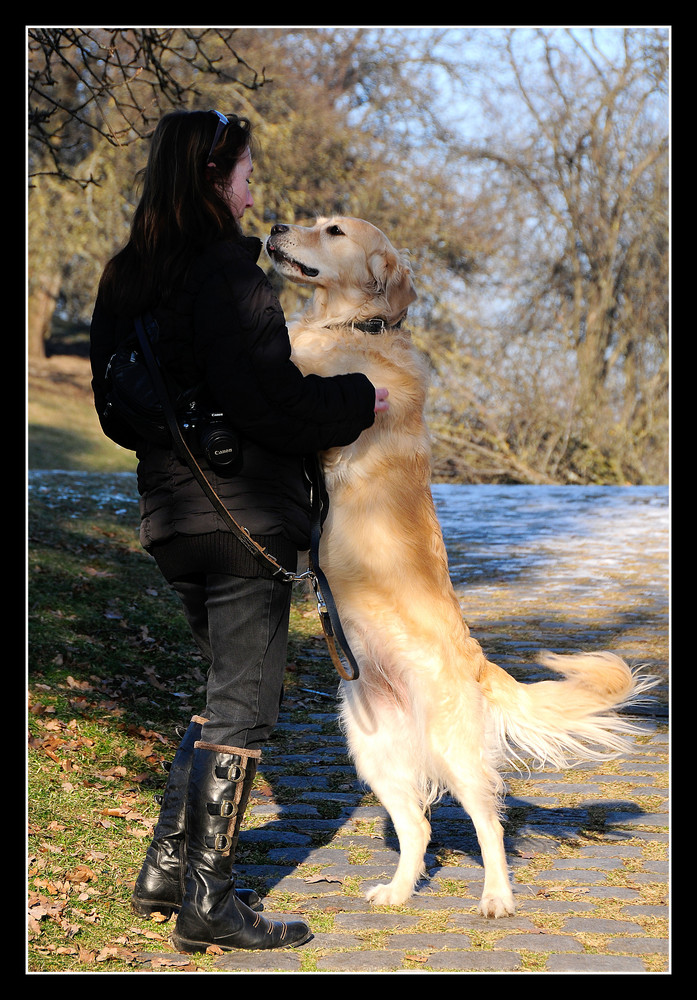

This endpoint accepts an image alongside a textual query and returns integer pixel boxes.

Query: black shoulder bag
[132,314,361,682]
[102,316,198,449]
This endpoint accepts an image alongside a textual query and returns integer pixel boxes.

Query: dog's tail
[477,651,658,771]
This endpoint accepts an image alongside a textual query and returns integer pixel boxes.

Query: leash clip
[310,573,328,616]
[307,570,360,682]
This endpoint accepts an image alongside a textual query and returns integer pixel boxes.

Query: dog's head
[266,216,417,328]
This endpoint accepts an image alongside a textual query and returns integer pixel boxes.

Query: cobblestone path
[141,486,670,974]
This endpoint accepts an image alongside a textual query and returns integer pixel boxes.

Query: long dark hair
[98,110,253,315]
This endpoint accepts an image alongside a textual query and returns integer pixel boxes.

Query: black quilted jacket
[90,236,376,571]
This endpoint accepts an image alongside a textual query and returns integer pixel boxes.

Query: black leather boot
[171,742,312,952]
[131,717,262,919]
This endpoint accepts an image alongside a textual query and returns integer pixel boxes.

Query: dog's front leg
[364,788,432,906]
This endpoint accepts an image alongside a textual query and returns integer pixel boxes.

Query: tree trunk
[27,272,61,358]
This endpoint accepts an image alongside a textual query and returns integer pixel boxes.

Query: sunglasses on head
[206,110,230,163]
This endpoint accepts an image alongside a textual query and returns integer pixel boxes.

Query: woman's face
[221,148,254,220]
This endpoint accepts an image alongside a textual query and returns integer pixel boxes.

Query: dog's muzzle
[266,233,319,278]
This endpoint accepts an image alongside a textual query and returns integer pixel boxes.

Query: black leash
[305,455,362,683]
[135,314,360,681]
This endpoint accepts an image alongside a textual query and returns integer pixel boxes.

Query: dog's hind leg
[341,692,431,906]
[440,760,514,918]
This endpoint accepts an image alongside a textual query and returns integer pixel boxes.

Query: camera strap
[134,313,360,682]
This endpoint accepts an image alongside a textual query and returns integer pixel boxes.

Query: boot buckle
[226,763,245,782]
[215,762,245,782]
[206,800,238,818]
[214,833,231,852]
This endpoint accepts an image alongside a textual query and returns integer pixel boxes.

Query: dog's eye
[326,224,345,236]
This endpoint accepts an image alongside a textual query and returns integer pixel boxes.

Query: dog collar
[349,317,403,335]
[323,317,405,336]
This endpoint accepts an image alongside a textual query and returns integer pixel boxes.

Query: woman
[90,109,386,953]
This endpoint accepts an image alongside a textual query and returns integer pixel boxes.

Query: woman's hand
[374,387,390,413]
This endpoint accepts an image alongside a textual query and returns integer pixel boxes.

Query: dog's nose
[270,224,289,236]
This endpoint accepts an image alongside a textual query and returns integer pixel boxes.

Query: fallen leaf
[96,946,136,963]
[128,921,170,938]
[538,884,590,897]
[148,954,195,968]
[66,864,96,883]
[66,676,93,691]
[99,766,128,778]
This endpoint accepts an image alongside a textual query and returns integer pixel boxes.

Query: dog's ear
[367,246,417,324]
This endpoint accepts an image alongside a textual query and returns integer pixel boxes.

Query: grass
[28,353,138,475]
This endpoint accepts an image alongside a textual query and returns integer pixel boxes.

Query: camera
[182,406,240,473]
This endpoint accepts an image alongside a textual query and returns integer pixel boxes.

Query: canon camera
[182,406,240,473]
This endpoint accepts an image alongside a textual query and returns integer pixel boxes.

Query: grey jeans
[168,572,293,750]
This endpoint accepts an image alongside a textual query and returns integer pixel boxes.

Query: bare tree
[436,27,669,483]
[28,27,266,186]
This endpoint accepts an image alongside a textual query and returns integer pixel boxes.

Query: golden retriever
[265,216,656,918]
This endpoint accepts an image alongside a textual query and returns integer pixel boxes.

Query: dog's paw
[478,892,515,919]
[366,882,411,906]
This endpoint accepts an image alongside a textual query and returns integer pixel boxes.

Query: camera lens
[200,419,239,470]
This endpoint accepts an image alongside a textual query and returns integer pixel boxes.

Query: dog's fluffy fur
[266,216,656,918]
